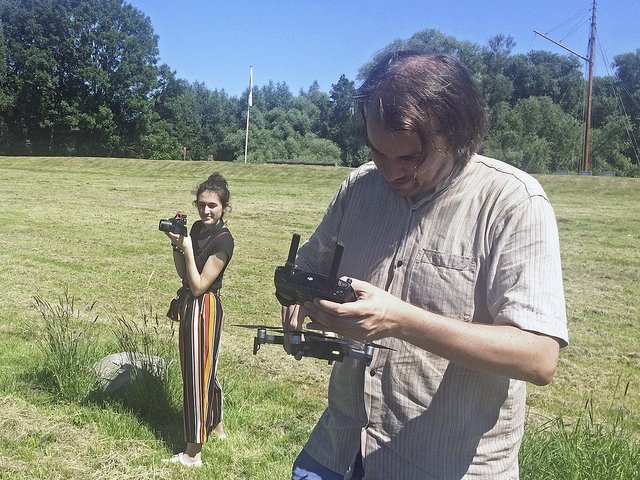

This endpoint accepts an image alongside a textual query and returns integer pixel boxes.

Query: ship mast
[534,0,597,173]
[582,0,597,173]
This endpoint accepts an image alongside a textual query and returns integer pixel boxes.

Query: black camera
[274,233,357,307]
[158,214,187,236]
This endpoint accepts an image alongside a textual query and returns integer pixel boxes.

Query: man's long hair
[355,51,488,164]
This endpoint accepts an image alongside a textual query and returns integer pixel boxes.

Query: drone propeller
[232,324,394,351]
[232,324,282,331]
[232,323,336,336]
[232,324,309,336]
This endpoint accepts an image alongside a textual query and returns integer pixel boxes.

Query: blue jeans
[292,449,364,480]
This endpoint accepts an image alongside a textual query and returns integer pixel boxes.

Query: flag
[248,65,253,107]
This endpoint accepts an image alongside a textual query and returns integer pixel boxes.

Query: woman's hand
[164,231,192,254]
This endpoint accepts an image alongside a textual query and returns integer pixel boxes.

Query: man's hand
[303,277,561,385]
[281,304,306,357]
[303,277,403,342]
[281,301,340,359]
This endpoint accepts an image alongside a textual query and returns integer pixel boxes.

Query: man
[284,51,568,479]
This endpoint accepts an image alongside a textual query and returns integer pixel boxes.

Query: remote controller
[274,233,357,307]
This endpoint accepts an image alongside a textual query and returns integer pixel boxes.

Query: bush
[110,308,181,421]
[520,395,640,479]
[31,292,100,401]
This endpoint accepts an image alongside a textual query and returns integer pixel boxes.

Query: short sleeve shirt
[295,155,568,479]
[183,220,234,292]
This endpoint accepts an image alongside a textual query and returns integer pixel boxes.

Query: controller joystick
[274,233,357,307]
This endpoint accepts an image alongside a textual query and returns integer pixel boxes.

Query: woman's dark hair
[194,172,231,210]
[355,51,488,163]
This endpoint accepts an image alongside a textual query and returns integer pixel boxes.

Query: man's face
[366,113,455,200]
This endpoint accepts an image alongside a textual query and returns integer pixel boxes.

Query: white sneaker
[162,453,203,467]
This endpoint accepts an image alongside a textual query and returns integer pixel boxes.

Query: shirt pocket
[407,249,477,321]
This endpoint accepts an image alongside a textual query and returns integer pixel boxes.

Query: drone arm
[267,334,285,345]
[253,328,286,355]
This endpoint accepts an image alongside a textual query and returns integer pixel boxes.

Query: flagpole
[244,65,253,163]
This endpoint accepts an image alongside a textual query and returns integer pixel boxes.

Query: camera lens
[158,219,172,231]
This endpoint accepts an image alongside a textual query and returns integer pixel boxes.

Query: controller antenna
[327,243,344,283]
[285,234,300,274]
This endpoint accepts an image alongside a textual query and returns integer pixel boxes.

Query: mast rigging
[534,0,596,173]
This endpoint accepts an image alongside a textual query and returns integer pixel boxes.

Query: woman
[163,172,234,467]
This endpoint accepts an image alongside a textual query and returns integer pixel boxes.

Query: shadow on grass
[18,363,185,453]
[27,291,187,453]
[86,370,185,453]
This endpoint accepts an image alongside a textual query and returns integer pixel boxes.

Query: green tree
[591,115,638,176]
[503,51,583,115]
[587,53,640,171]
[140,118,180,160]
[254,81,294,111]
[613,50,640,140]
[151,73,202,158]
[301,80,331,138]
[0,19,9,147]
[484,96,581,173]
[194,86,238,160]
[358,28,484,81]
[219,129,245,161]
[614,50,640,100]
[478,35,516,106]
[328,74,363,166]
[590,76,620,128]
[0,0,159,156]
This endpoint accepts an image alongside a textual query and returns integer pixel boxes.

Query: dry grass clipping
[0,395,175,480]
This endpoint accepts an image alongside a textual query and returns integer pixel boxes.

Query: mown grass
[0,156,638,479]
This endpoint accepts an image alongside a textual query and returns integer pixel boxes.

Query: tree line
[1,0,639,176]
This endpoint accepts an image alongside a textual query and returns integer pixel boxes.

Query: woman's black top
[182,219,234,293]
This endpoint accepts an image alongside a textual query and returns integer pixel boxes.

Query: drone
[235,233,393,365]
[233,324,393,366]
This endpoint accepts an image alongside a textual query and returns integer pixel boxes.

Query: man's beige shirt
[296,155,568,479]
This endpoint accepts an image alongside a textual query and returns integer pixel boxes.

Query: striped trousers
[179,291,224,444]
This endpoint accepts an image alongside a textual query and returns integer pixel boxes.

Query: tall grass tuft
[31,291,99,401]
[110,306,181,421]
[520,388,640,480]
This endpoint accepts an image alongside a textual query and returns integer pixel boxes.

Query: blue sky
[126,0,638,98]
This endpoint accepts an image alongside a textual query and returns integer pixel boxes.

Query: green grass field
[0,156,638,479]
